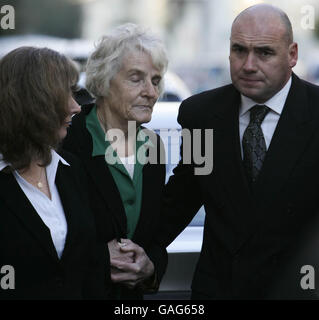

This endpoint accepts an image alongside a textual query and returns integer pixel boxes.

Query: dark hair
[0,46,79,170]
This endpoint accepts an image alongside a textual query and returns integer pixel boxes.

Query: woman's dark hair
[0,46,79,170]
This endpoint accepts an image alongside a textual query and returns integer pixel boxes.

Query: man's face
[229,14,298,103]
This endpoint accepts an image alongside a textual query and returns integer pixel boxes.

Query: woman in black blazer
[0,47,109,300]
[63,23,168,299]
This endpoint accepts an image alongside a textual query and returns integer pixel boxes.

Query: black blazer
[159,73,319,299]
[0,150,109,300]
[62,104,167,299]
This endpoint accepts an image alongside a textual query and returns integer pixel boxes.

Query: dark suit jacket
[0,150,109,300]
[62,104,167,299]
[159,73,319,299]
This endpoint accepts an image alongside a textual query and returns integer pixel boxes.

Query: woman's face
[58,95,81,140]
[104,50,162,128]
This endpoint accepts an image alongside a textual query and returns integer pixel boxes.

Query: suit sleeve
[75,155,110,300]
[140,134,168,292]
[61,151,110,299]
[82,233,110,300]
[155,99,204,249]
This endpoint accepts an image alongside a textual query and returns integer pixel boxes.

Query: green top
[85,105,153,239]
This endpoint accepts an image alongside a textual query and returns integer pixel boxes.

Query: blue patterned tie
[242,105,270,185]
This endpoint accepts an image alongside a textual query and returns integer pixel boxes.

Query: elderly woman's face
[58,95,81,140]
[105,50,162,127]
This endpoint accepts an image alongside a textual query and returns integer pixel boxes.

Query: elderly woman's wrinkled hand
[108,238,135,263]
[110,239,155,289]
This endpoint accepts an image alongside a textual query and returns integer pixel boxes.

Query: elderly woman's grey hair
[86,23,168,100]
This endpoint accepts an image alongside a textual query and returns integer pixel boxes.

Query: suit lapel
[55,162,81,259]
[208,86,257,251]
[0,171,59,261]
[83,156,127,236]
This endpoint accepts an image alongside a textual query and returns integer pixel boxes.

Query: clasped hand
[108,238,155,289]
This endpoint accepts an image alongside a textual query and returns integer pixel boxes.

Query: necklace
[37,167,45,189]
[18,164,47,189]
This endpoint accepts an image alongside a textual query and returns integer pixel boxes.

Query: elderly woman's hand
[110,239,155,289]
[108,238,135,263]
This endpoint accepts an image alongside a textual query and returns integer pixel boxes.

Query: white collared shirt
[0,150,69,259]
[239,77,292,158]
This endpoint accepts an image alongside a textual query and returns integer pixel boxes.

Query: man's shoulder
[183,83,235,106]
[292,73,319,94]
[177,83,237,124]
[291,75,319,119]
[299,77,319,95]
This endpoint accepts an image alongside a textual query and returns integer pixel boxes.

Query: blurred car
[158,71,192,102]
[0,35,94,63]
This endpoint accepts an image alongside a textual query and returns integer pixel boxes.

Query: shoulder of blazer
[296,74,319,104]
[293,72,319,90]
[285,73,319,121]
[55,149,91,207]
[55,149,84,180]
[57,149,81,168]
[177,83,239,127]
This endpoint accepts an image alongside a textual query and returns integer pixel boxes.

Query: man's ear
[288,42,298,68]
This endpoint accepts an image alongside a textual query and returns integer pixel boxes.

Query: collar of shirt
[0,150,70,183]
[239,76,292,117]
[45,150,70,192]
[86,105,154,164]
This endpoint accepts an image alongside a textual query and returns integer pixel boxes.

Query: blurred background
[1,0,319,95]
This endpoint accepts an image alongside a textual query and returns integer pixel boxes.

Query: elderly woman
[63,24,168,299]
[0,47,109,299]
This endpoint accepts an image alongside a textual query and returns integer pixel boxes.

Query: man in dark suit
[158,4,319,299]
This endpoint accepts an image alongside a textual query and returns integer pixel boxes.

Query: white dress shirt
[0,150,69,259]
[239,77,292,158]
